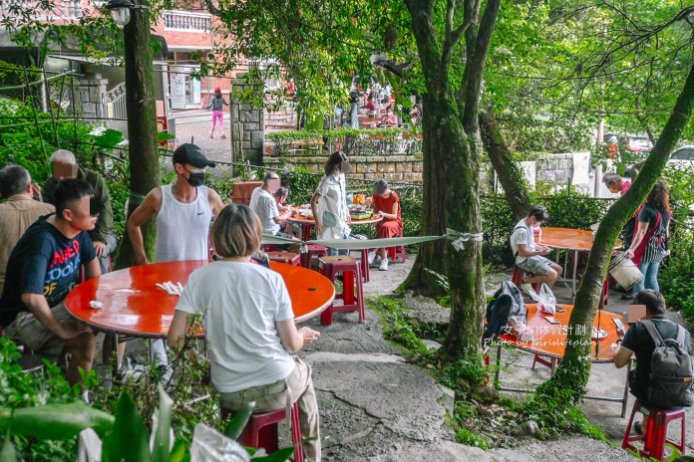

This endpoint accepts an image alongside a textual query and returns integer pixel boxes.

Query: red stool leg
[290,402,304,462]
[621,401,641,450]
[343,269,355,305]
[359,249,369,283]
[355,265,365,323]
[319,263,336,326]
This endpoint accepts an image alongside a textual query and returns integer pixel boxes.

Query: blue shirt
[0,216,96,326]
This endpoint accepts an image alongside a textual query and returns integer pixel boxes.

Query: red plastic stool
[358,249,370,283]
[318,256,365,325]
[511,266,540,292]
[222,403,304,462]
[300,245,328,269]
[532,355,561,371]
[387,230,407,263]
[267,251,301,266]
[622,401,686,460]
[262,244,284,252]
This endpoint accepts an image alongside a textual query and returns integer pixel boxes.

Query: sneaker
[368,251,376,265]
[221,134,227,139]
[521,283,538,299]
[379,258,389,271]
[620,293,634,301]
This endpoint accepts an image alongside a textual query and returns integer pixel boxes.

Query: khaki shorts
[4,302,71,356]
[517,256,554,276]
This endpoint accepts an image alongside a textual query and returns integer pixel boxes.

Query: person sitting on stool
[509,205,562,294]
[614,289,692,434]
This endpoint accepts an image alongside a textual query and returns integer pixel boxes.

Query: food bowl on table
[350,209,373,220]
[348,204,365,214]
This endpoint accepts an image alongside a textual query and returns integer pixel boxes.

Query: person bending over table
[0,179,99,388]
[614,290,692,434]
[311,151,352,256]
[249,172,293,239]
[510,205,562,294]
[168,204,321,461]
[365,178,402,272]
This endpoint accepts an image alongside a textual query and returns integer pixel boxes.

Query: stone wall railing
[163,10,212,32]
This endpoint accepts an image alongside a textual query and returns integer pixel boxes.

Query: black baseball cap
[173,143,216,168]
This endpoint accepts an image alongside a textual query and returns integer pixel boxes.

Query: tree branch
[461,0,501,131]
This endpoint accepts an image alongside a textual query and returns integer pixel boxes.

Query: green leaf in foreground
[0,403,114,440]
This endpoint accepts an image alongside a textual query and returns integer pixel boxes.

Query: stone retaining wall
[264,154,423,183]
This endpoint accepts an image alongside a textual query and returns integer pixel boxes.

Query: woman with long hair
[168,204,321,460]
[310,151,351,255]
[626,182,671,294]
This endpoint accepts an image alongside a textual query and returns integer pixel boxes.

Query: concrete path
[293,253,644,461]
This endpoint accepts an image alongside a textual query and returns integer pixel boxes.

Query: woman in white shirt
[310,151,352,255]
[168,204,322,460]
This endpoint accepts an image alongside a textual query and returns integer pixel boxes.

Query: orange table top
[64,261,335,338]
[498,304,624,362]
[289,214,383,226]
[539,227,595,251]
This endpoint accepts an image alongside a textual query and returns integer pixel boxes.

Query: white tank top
[155,184,212,262]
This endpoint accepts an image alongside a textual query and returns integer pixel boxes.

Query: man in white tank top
[127,143,225,367]
[128,143,225,265]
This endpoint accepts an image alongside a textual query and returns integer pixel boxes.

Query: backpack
[500,223,526,268]
[483,281,526,342]
[642,320,694,408]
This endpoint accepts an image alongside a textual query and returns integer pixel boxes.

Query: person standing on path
[127,143,225,369]
[311,151,352,256]
[625,182,671,295]
[208,87,228,139]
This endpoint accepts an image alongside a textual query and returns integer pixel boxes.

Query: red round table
[64,260,335,338]
[539,227,621,297]
[493,303,631,416]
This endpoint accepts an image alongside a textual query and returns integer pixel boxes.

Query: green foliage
[280,166,322,205]
[0,403,114,440]
[368,296,431,358]
[657,165,694,325]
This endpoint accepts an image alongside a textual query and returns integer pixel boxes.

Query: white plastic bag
[530,283,556,315]
[190,423,250,462]
[508,316,534,343]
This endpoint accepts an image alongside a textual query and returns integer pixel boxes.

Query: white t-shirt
[249,187,280,235]
[316,172,350,240]
[510,218,534,264]
[175,261,295,393]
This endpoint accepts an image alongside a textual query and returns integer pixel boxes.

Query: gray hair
[0,164,30,198]
[602,172,622,188]
[50,149,76,164]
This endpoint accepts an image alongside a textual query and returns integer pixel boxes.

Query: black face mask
[186,171,205,187]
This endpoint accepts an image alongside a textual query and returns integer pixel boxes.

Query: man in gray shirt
[249,172,292,236]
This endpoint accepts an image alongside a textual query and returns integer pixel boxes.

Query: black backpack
[500,223,526,268]
[483,281,526,343]
[642,320,694,408]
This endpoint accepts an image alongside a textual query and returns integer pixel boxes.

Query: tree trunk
[400,92,448,296]
[113,0,159,270]
[439,99,486,360]
[479,111,530,220]
[540,60,694,403]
